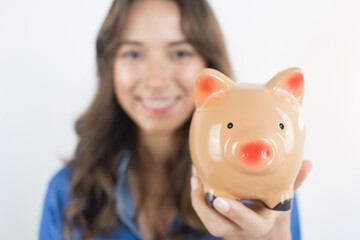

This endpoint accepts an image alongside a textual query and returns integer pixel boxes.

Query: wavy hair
[63,0,233,239]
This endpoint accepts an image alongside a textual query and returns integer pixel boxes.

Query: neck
[135,130,182,169]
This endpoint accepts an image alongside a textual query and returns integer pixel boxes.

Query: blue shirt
[39,150,301,239]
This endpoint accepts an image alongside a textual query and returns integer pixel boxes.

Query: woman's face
[113,0,206,134]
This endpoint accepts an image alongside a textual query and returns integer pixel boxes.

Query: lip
[139,96,180,114]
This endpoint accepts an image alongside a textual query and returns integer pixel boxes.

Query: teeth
[141,98,177,108]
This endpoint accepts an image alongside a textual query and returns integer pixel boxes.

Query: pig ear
[266,67,304,105]
[194,68,235,108]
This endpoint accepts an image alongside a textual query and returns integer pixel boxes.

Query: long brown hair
[63,0,233,239]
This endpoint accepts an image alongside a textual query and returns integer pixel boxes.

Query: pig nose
[237,140,274,168]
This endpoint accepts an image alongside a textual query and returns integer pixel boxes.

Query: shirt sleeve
[290,193,301,240]
[38,168,72,240]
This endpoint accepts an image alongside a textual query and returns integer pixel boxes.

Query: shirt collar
[114,149,143,238]
[113,149,189,238]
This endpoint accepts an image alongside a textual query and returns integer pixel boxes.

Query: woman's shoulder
[48,166,73,186]
[39,166,74,239]
[47,166,73,193]
[44,166,74,209]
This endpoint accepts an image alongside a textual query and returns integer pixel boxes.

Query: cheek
[114,63,135,88]
[176,59,206,93]
[113,62,140,100]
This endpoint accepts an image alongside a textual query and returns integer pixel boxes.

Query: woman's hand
[190,160,312,240]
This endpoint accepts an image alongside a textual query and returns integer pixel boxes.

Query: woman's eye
[122,50,141,59]
[172,50,192,59]
[279,123,285,130]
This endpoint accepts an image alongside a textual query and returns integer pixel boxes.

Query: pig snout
[225,128,285,175]
[237,140,274,169]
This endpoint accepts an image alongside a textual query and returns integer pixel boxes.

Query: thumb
[294,160,312,190]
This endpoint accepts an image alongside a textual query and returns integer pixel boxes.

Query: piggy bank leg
[204,192,216,208]
[205,192,293,211]
[203,185,218,208]
[263,199,293,211]
[205,193,256,208]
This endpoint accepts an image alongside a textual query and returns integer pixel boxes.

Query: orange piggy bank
[189,68,305,211]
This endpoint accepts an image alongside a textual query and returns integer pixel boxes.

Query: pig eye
[279,123,285,130]
[227,122,233,129]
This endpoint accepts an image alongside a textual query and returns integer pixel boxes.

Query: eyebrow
[119,40,142,46]
[168,40,190,46]
[118,40,190,47]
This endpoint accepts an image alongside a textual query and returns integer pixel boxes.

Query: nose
[144,57,170,88]
[237,140,274,168]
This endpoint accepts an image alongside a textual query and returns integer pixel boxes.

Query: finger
[190,175,239,237]
[294,160,312,190]
[213,197,278,238]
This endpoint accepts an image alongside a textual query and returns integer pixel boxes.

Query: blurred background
[1,0,359,239]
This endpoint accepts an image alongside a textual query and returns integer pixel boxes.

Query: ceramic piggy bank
[189,68,305,211]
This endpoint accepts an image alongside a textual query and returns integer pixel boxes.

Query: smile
[140,97,180,114]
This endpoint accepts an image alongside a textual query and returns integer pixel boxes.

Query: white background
[1,0,359,239]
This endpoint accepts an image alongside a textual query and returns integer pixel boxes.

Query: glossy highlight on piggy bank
[189,68,305,211]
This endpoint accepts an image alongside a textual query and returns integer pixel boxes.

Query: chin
[138,120,188,135]
[141,125,178,135]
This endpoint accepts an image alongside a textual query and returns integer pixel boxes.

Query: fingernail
[192,165,197,174]
[191,176,199,190]
[214,197,230,212]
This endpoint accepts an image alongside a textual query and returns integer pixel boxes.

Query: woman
[39,0,312,239]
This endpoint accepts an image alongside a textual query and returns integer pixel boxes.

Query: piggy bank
[189,68,305,211]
